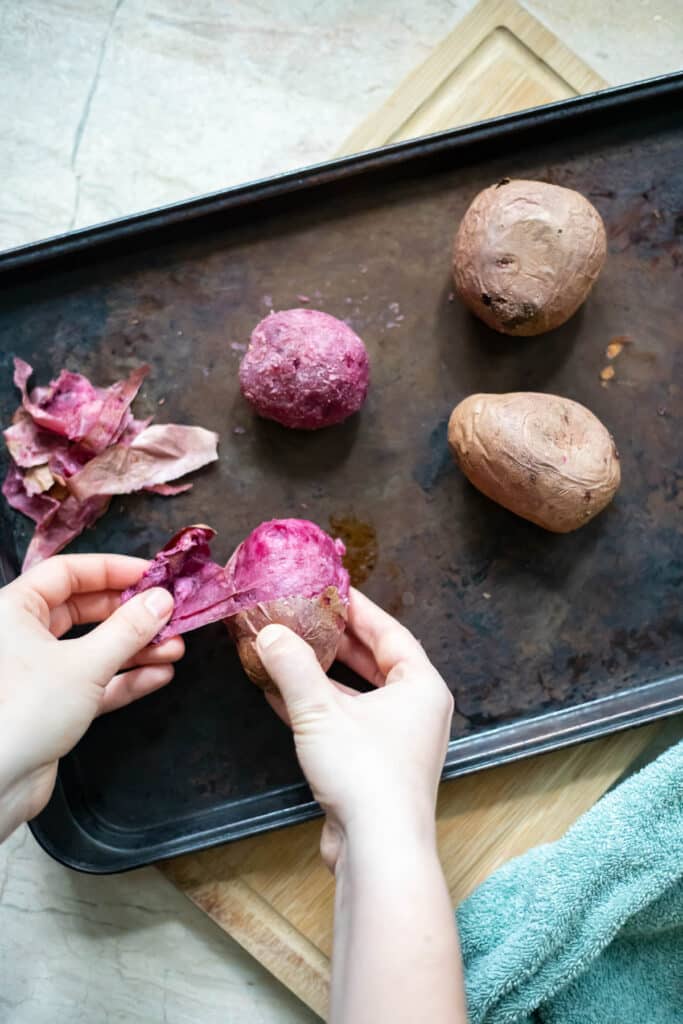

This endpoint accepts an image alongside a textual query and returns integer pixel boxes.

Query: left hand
[0,554,184,840]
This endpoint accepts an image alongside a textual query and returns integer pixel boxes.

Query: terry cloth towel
[456,739,683,1024]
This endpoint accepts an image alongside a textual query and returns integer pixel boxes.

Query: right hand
[256,588,454,871]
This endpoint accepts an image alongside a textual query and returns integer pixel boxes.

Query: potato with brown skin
[448,393,620,532]
[452,179,607,336]
[225,588,348,694]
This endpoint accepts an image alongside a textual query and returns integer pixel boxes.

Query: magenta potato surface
[239,308,370,429]
[224,517,349,603]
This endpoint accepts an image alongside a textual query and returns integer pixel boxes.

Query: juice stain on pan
[329,514,378,586]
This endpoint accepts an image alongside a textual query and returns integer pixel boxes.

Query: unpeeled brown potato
[447,392,620,532]
[452,179,607,335]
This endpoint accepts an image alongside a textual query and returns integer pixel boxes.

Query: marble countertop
[1,2,681,1021]
[2,0,682,253]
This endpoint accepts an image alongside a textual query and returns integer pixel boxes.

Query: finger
[347,588,429,677]
[256,625,335,716]
[336,631,385,687]
[73,587,175,685]
[49,589,126,637]
[98,664,175,715]
[121,635,185,668]
[331,679,363,697]
[15,553,149,610]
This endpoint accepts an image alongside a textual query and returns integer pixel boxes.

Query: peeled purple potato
[239,308,370,429]
[224,518,350,691]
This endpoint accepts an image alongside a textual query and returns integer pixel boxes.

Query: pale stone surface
[0,2,681,1021]
[0,826,318,1023]
[1,0,681,250]
[526,0,683,85]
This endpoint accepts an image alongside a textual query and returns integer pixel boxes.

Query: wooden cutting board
[339,0,606,154]
[162,2,655,1018]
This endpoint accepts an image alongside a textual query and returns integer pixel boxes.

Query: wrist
[0,703,41,780]
[0,710,50,840]
[335,816,443,913]
[335,797,438,870]
[0,752,32,842]
[347,786,436,838]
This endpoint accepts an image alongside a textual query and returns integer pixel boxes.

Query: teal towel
[456,739,683,1023]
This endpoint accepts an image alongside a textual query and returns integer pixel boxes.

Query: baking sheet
[0,75,681,870]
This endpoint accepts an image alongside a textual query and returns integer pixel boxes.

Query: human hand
[0,554,184,840]
[256,588,454,871]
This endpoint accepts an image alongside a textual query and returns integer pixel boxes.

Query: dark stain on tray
[414,416,455,494]
[329,514,378,586]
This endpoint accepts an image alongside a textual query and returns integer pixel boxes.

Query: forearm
[330,813,467,1024]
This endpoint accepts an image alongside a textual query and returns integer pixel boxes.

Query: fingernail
[257,624,286,651]
[144,588,174,618]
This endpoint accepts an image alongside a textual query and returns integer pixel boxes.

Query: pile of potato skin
[448,178,619,533]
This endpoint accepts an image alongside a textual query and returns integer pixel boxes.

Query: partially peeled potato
[223,519,350,692]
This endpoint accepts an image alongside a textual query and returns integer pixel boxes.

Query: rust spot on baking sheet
[600,365,616,382]
[329,515,378,586]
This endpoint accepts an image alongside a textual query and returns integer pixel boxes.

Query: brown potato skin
[448,393,621,532]
[225,587,348,693]
[452,179,607,336]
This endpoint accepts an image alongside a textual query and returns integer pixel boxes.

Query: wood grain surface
[161,2,652,1018]
[339,0,606,155]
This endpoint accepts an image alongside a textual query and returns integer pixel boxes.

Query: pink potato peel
[239,308,370,430]
[22,496,111,572]
[121,526,240,640]
[2,359,218,569]
[2,464,61,527]
[67,424,220,500]
[123,519,350,690]
[12,358,148,449]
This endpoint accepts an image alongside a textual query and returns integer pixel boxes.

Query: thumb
[256,625,334,715]
[75,588,175,684]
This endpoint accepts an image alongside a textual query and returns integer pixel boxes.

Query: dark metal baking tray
[1,73,681,872]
